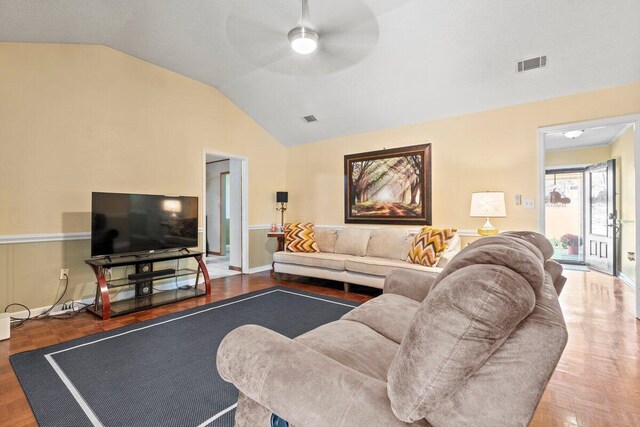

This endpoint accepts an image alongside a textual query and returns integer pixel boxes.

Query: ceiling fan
[226,0,403,75]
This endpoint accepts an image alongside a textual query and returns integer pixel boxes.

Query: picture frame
[344,143,432,225]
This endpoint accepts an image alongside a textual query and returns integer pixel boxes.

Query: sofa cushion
[273,251,352,270]
[335,228,372,256]
[407,226,457,267]
[283,222,319,253]
[315,228,338,253]
[341,293,420,344]
[366,228,409,260]
[345,257,441,277]
[295,320,398,382]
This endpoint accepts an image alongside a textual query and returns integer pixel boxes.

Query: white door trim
[537,113,640,319]
[202,149,249,274]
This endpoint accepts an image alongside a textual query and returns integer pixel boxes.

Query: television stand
[84,251,211,320]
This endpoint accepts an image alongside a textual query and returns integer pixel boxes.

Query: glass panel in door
[589,168,608,236]
[545,169,585,263]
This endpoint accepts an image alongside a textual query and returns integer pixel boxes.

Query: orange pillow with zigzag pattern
[407,226,457,267]
[283,223,320,253]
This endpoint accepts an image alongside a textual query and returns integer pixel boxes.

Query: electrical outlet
[60,269,69,280]
[523,198,535,209]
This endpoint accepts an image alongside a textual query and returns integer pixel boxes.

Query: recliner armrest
[383,269,439,302]
[217,325,419,427]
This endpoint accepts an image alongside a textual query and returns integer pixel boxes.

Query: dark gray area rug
[11,287,358,427]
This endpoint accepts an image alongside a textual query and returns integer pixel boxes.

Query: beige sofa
[218,231,568,426]
[273,227,461,290]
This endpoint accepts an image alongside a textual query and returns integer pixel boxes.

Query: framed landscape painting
[344,144,432,225]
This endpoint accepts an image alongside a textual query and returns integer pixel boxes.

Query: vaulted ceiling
[1,0,638,146]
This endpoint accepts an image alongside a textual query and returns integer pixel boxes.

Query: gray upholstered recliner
[217,232,568,426]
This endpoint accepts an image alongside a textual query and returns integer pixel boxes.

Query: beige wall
[249,229,280,269]
[545,145,612,167]
[2,42,639,310]
[610,126,636,282]
[0,43,285,309]
[286,82,640,235]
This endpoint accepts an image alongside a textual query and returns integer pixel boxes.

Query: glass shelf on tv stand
[105,268,199,288]
[88,287,208,317]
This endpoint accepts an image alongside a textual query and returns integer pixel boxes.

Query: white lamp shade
[470,192,506,218]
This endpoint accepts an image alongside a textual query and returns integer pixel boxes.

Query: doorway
[203,150,248,277]
[538,114,640,319]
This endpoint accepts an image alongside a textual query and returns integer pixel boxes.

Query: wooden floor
[0,270,638,426]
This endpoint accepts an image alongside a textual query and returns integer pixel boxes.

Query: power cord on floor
[48,298,95,320]
[4,274,70,328]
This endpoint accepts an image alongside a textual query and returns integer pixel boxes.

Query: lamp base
[477,227,499,236]
[477,218,499,236]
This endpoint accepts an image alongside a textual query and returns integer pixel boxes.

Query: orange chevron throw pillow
[283,223,320,253]
[407,226,458,267]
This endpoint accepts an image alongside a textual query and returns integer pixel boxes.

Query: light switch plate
[523,198,535,209]
[515,194,522,205]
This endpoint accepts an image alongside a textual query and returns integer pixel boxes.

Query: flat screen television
[91,192,199,257]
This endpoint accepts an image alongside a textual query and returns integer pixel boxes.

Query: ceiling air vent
[302,115,318,123]
[517,56,547,72]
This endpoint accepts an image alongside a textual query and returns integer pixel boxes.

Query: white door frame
[537,113,640,319]
[202,149,249,274]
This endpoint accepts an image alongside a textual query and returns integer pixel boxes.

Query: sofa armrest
[436,250,459,268]
[217,325,417,427]
[383,269,439,302]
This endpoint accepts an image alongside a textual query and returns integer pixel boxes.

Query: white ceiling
[1,0,639,146]
[545,124,631,151]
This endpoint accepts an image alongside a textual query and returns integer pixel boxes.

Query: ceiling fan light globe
[288,26,319,54]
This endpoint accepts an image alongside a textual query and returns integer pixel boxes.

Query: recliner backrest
[386,234,567,426]
[387,239,541,423]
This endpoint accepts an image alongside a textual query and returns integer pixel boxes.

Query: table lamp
[470,191,506,236]
[276,191,288,230]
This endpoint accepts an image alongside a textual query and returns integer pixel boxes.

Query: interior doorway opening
[538,114,640,319]
[203,151,247,277]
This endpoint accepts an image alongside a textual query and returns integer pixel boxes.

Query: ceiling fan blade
[226,5,292,69]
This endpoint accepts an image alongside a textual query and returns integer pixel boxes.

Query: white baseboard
[246,265,272,274]
[618,272,636,290]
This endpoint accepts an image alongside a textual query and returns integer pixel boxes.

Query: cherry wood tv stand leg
[194,254,211,295]
[90,265,111,320]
